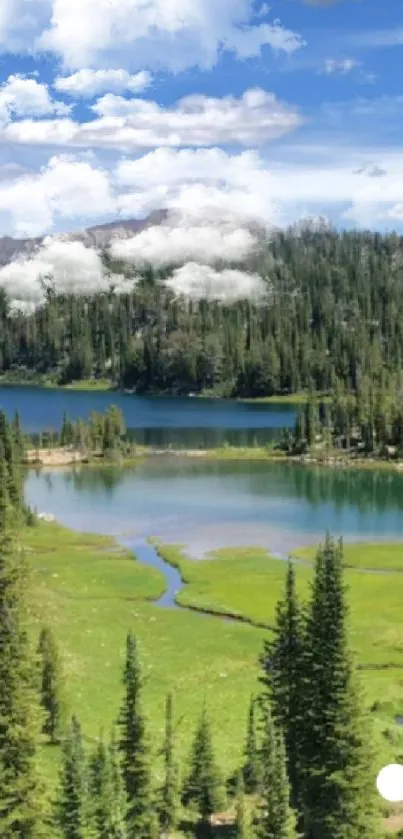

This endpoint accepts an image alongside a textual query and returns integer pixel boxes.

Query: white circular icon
[376,764,403,802]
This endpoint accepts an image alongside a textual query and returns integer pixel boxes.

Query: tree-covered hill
[1,226,403,398]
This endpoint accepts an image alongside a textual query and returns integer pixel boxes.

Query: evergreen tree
[91,732,127,839]
[0,494,48,838]
[160,692,179,835]
[234,771,248,839]
[182,704,224,831]
[301,535,380,839]
[256,706,297,839]
[242,696,261,794]
[118,631,151,839]
[12,409,25,461]
[260,561,304,813]
[58,715,89,839]
[37,626,64,744]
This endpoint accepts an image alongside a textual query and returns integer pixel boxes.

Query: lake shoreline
[25,444,403,472]
[0,374,324,404]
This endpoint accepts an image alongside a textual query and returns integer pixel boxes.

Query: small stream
[128,540,183,608]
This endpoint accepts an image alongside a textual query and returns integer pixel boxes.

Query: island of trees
[0,410,391,837]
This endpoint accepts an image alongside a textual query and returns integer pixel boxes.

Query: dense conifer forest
[0,410,389,837]
[2,228,403,399]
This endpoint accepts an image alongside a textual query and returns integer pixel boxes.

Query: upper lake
[0,385,295,447]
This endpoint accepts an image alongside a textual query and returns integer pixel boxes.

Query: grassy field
[23,521,403,831]
[24,522,266,783]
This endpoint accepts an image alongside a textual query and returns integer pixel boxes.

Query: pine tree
[260,561,304,814]
[91,732,127,839]
[256,706,297,839]
[12,410,25,462]
[160,692,179,835]
[118,631,151,839]
[242,696,261,794]
[182,703,224,831]
[0,483,48,838]
[58,716,89,839]
[234,771,248,839]
[301,535,381,839]
[37,626,64,744]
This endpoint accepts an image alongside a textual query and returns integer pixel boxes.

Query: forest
[0,410,388,837]
[1,227,403,399]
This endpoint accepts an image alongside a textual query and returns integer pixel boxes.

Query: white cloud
[3,140,403,240]
[0,154,116,237]
[0,238,136,312]
[35,0,303,72]
[0,74,70,127]
[0,1,304,73]
[322,58,360,75]
[109,209,260,266]
[54,68,152,97]
[114,147,278,220]
[0,88,301,151]
[165,262,266,301]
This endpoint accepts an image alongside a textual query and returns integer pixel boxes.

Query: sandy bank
[26,447,87,466]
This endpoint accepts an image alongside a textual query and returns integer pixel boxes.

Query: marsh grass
[24,521,403,801]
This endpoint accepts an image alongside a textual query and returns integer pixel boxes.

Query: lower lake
[25,457,403,558]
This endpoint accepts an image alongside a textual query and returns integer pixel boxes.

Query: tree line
[28,406,128,462]
[279,383,403,460]
[2,227,403,398]
[0,411,390,837]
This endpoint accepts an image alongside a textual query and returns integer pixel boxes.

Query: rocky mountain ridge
[0,210,168,267]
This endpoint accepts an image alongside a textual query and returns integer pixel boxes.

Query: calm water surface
[0,386,295,447]
[25,458,403,558]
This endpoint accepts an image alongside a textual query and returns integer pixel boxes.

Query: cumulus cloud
[0,1,303,73]
[54,68,152,97]
[0,88,302,151]
[114,146,279,221]
[0,154,116,237]
[0,239,135,312]
[36,0,303,72]
[164,263,267,302]
[109,209,261,267]
[0,74,70,127]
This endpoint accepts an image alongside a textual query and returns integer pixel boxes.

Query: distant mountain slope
[0,210,168,266]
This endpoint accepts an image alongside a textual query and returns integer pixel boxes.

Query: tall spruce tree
[118,631,151,839]
[37,626,64,744]
[256,706,297,839]
[160,692,179,835]
[242,695,261,794]
[91,732,127,839]
[58,715,89,839]
[182,703,224,832]
[234,771,248,839]
[301,535,381,839]
[260,561,304,813]
[0,459,48,838]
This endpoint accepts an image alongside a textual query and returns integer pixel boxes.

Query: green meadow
[24,521,403,789]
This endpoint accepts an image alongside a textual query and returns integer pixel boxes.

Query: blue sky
[0,0,402,240]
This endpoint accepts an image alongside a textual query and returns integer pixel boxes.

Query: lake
[25,457,403,559]
[0,385,295,447]
[3,383,403,570]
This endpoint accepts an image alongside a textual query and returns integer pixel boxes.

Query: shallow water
[25,457,403,559]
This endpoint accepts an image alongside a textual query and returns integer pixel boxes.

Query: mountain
[0,210,168,267]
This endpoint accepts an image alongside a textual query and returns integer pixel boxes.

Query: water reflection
[25,458,403,556]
